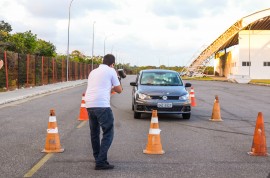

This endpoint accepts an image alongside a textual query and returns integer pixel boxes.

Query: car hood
[138,85,188,96]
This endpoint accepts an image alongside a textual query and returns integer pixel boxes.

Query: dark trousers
[87,107,114,166]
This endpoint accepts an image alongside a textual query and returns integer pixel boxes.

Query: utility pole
[91,21,96,71]
[66,0,75,81]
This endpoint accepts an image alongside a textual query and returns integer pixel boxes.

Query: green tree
[55,54,67,60]
[7,30,37,54]
[35,39,56,57]
[0,20,12,32]
[159,65,166,69]
[71,50,85,62]
[204,66,214,75]
[87,56,103,65]
[0,20,12,49]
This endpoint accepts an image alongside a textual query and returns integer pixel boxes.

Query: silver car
[130,69,192,119]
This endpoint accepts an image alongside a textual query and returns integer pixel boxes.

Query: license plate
[157,103,172,108]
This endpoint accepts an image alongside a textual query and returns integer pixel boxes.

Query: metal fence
[0,50,96,91]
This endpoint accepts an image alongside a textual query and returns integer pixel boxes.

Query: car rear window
[140,72,183,86]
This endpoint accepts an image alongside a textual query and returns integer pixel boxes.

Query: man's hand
[0,60,3,69]
[113,85,122,94]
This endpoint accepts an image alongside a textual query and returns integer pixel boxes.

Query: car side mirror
[185,83,191,87]
[130,82,137,86]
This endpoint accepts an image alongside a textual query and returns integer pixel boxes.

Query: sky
[0,0,270,67]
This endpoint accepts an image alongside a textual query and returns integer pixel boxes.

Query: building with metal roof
[182,8,270,83]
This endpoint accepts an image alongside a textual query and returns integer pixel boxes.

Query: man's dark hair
[103,54,115,66]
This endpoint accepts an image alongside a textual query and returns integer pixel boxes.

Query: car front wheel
[134,112,141,119]
[182,113,190,119]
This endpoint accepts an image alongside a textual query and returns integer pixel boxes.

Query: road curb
[0,80,87,105]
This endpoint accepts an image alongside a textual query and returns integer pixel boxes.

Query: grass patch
[0,88,7,92]
[182,77,270,85]
[249,79,270,84]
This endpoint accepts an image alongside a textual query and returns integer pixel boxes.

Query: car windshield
[140,72,183,86]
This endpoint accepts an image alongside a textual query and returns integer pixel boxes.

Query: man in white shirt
[85,54,122,170]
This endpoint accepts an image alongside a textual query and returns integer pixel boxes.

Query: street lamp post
[66,0,74,81]
[103,34,113,56]
[103,36,108,56]
[91,21,96,71]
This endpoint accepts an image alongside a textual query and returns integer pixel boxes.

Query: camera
[117,69,126,79]
[117,69,126,90]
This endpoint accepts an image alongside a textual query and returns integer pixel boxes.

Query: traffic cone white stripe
[78,93,89,121]
[47,127,58,133]
[149,128,161,135]
[143,110,164,154]
[190,87,197,107]
[151,117,159,123]
[49,116,57,122]
[42,109,64,153]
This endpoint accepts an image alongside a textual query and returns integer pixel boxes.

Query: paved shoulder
[0,80,87,105]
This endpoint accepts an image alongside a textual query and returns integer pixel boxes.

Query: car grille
[139,106,191,112]
[147,106,182,111]
[151,96,179,100]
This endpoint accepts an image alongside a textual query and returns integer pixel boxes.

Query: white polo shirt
[85,64,120,108]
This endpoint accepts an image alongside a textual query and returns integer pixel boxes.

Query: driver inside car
[143,75,155,84]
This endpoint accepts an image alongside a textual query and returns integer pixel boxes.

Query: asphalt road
[0,75,269,178]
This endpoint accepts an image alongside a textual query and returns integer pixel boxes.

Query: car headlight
[179,93,189,100]
[137,93,151,100]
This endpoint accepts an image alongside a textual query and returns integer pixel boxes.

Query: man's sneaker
[95,164,114,170]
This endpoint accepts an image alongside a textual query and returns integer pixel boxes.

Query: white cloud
[1,0,270,66]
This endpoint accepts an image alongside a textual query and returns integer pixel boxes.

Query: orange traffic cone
[143,110,165,154]
[42,109,64,153]
[209,95,223,121]
[248,112,269,156]
[78,93,89,121]
[190,87,196,107]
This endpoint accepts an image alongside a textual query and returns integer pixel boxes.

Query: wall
[214,30,270,79]
[214,48,237,77]
[238,30,270,79]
